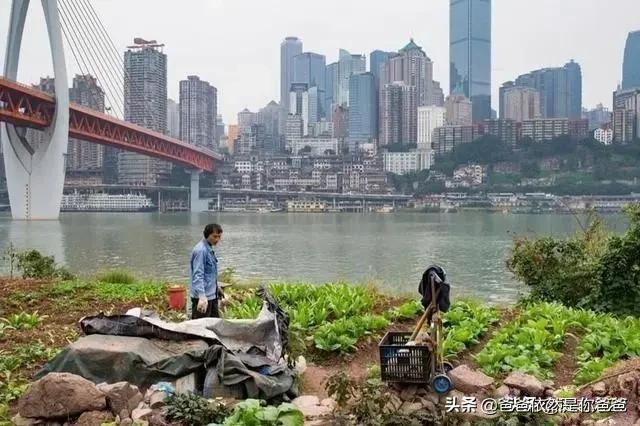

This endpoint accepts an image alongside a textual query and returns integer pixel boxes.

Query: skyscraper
[450,0,492,121]
[325,62,339,116]
[370,50,393,87]
[348,72,377,149]
[379,82,417,146]
[280,37,303,112]
[68,75,105,174]
[417,106,446,151]
[179,75,217,150]
[167,99,180,139]
[293,52,326,117]
[380,40,433,107]
[514,61,582,119]
[622,31,640,90]
[445,94,473,125]
[501,86,541,122]
[121,39,169,186]
[337,49,366,106]
[257,101,282,153]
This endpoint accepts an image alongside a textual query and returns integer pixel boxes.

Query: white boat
[61,192,155,212]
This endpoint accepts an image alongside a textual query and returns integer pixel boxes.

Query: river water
[0,212,627,304]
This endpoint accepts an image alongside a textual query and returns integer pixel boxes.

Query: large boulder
[97,382,143,418]
[75,410,115,426]
[449,365,495,394]
[503,372,545,397]
[292,395,332,418]
[17,373,106,419]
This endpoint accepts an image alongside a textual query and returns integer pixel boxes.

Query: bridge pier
[189,170,207,212]
[2,0,69,219]
[217,192,222,211]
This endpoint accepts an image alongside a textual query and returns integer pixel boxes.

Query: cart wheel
[431,374,453,394]
[442,361,454,373]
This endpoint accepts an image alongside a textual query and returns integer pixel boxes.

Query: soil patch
[552,329,581,388]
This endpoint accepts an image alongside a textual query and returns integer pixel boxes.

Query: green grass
[95,269,136,284]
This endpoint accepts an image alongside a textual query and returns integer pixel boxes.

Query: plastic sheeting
[36,289,298,400]
[35,335,209,387]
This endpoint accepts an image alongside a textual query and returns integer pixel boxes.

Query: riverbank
[3,275,640,425]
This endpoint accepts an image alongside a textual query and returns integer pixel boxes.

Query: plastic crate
[379,331,431,384]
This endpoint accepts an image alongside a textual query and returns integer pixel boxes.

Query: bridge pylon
[1,0,69,220]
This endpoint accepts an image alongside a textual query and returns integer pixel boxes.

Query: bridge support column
[217,192,222,211]
[2,0,69,220]
[190,171,202,212]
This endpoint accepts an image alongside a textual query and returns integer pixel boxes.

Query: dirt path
[552,330,580,387]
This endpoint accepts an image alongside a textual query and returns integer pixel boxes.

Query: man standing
[190,223,223,319]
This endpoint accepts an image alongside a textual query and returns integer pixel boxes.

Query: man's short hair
[204,223,223,238]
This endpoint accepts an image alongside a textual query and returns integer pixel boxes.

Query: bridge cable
[57,4,122,119]
[67,0,127,109]
[58,0,125,118]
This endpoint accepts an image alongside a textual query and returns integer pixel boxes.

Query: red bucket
[168,285,186,310]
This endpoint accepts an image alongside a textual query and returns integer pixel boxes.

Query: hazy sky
[1,0,639,125]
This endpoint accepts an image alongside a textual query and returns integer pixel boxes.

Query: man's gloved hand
[197,295,208,313]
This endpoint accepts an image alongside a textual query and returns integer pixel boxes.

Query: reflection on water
[0,211,626,304]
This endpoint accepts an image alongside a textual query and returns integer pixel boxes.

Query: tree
[521,160,541,178]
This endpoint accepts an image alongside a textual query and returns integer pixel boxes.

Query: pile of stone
[12,373,170,426]
[563,367,640,426]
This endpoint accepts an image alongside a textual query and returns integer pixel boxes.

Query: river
[0,211,627,304]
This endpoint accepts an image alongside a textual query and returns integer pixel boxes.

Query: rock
[149,411,169,426]
[132,407,153,422]
[503,372,545,397]
[120,419,133,426]
[399,385,418,401]
[592,381,608,397]
[509,387,521,397]
[417,398,437,413]
[291,395,331,418]
[449,365,495,394]
[118,409,130,420]
[320,398,337,411]
[11,414,43,426]
[149,391,168,409]
[543,388,555,398]
[416,386,430,397]
[617,372,638,396]
[75,410,115,426]
[425,392,440,405]
[97,382,143,418]
[582,421,595,426]
[400,401,423,415]
[17,373,106,419]
[494,385,510,398]
[292,395,320,408]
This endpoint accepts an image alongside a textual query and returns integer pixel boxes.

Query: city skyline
[0,0,639,125]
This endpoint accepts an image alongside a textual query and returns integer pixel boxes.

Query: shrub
[14,249,75,280]
[507,205,640,315]
[164,392,230,426]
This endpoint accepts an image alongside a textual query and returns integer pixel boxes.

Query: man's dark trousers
[191,298,220,319]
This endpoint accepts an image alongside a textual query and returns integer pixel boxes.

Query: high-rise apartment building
[417,106,446,151]
[622,31,640,90]
[167,99,180,139]
[280,37,303,112]
[337,49,366,106]
[382,39,433,108]
[216,114,225,148]
[348,72,377,148]
[257,101,282,153]
[582,104,611,131]
[450,0,492,121]
[121,39,169,186]
[68,74,105,173]
[379,82,417,146]
[513,61,582,119]
[501,85,541,122]
[613,88,640,142]
[179,75,217,150]
[445,94,473,125]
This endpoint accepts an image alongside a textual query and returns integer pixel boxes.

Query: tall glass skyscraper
[293,52,326,117]
[622,31,640,90]
[348,72,376,147]
[280,37,303,112]
[449,0,491,122]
